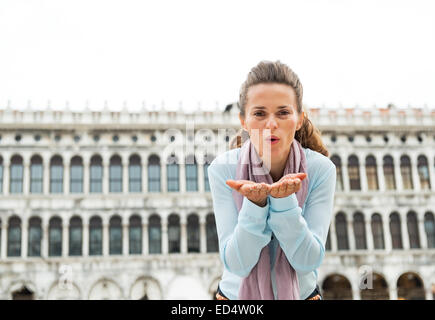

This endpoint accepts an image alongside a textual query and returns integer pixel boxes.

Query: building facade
[0,103,434,299]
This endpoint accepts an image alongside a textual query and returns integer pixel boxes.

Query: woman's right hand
[225,180,270,207]
[269,173,307,199]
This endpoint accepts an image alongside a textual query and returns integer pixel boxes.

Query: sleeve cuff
[238,196,269,224]
[269,193,299,212]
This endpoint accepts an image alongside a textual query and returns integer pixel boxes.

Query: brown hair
[229,60,329,157]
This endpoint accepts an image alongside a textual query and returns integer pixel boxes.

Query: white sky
[0,0,434,112]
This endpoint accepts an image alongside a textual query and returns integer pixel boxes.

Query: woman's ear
[239,113,247,131]
[296,111,305,131]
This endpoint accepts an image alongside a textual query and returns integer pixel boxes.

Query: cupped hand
[269,173,307,199]
[225,179,270,207]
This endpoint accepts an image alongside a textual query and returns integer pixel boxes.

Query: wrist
[251,198,267,207]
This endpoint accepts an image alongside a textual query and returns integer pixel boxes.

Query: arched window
[148,155,161,192]
[400,155,413,190]
[335,213,349,250]
[0,156,3,193]
[109,155,122,193]
[70,156,83,193]
[50,155,63,193]
[353,212,367,250]
[330,155,343,191]
[49,217,62,256]
[69,216,82,256]
[322,274,353,300]
[325,228,331,251]
[30,155,43,194]
[129,215,142,254]
[348,155,361,190]
[185,155,198,192]
[407,211,420,249]
[90,155,103,193]
[360,273,390,300]
[168,214,180,253]
[7,216,21,257]
[424,212,435,248]
[389,212,403,249]
[204,154,214,192]
[206,213,219,253]
[383,155,396,190]
[397,272,425,300]
[28,217,42,257]
[10,155,23,194]
[371,214,385,250]
[129,155,142,193]
[187,214,200,253]
[167,155,179,192]
[365,156,378,190]
[148,214,161,254]
[109,216,122,255]
[89,216,102,256]
[417,155,431,190]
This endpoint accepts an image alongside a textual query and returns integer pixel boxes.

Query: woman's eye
[279,111,290,115]
[253,112,264,116]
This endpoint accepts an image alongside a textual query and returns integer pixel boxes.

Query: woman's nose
[265,115,278,129]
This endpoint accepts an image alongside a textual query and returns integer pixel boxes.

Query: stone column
[142,155,148,194]
[410,154,421,192]
[374,152,385,191]
[21,219,28,258]
[341,157,350,192]
[122,160,129,194]
[123,223,129,256]
[83,222,89,257]
[348,216,356,251]
[103,222,109,256]
[62,222,68,257]
[42,222,49,258]
[383,213,392,252]
[198,163,205,193]
[102,158,109,195]
[181,163,187,193]
[83,158,90,195]
[400,211,410,250]
[365,217,374,251]
[359,160,368,192]
[161,219,168,254]
[180,215,187,254]
[64,159,70,195]
[161,163,167,193]
[427,153,435,191]
[389,284,398,300]
[2,157,10,195]
[1,222,7,259]
[199,215,207,254]
[329,216,338,252]
[43,157,50,195]
[425,285,433,300]
[142,221,149,255]
[352,287,361,300]
[393,153,403,191]
[418,215,427,249]
[23,159,30,195]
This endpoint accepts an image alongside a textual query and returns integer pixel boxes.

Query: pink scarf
[233,139,309,300]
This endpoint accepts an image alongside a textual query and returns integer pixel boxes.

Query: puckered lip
[266,135,280,141]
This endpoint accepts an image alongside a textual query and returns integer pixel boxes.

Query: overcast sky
[0,0,434,112]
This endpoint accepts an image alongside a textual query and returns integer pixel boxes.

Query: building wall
[0,104,434,299]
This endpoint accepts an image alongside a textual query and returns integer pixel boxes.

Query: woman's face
[239,83,304,163]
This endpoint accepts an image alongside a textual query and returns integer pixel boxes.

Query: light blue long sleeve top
[207,146,336,300]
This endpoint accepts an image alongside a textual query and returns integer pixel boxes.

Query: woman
[207,60,336,300]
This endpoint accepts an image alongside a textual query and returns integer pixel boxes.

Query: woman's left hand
[269,173,307,199]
